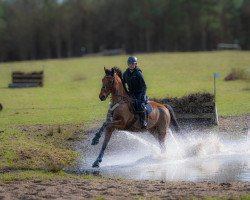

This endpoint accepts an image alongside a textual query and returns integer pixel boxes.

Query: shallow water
[79,130,250,182]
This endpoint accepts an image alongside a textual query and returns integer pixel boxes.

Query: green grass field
[0,51,249,127]
[0,51,249,174]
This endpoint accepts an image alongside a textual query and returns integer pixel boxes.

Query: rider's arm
[122,73,126,83]
[137,71,147,94]
[122,72,129,94]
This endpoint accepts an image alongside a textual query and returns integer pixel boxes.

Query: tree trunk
[201,28,207,51]
[67,36,72,57]
[56,36,61,58]
[145,29,151,52]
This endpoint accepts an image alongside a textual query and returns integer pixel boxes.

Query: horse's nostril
[100,95,105,101]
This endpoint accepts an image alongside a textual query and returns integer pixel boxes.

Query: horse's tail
[164,104,181,133]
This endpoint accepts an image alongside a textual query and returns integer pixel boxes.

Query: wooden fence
[9,71,44,88]
[167,101,218,125]
[155,92,219,125]
[217,43,241,50]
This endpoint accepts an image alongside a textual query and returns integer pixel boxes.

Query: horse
[91,67,180,168]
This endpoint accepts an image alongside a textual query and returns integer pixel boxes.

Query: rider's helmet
[127,56,137,65]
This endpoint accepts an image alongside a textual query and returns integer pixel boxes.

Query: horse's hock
[9,71,44,88]
[155,92,219,125]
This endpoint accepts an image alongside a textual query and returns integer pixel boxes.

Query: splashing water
[80,129,250,182]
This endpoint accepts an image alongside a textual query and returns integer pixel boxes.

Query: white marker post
[214,73,219,125]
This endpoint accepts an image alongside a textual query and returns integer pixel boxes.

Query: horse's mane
[112,67,123,80]
[104,66,122,80]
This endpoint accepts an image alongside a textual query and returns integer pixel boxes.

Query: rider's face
[128,63,137,70]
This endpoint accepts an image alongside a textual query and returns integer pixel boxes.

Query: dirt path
[1,114,249,199]
[0,178,250,199]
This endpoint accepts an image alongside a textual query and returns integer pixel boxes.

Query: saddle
[131,100,153,129]
[107,96,153,127]
[142,102,153,117]
[132,96,153,117]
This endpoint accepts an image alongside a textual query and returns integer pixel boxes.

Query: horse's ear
[111,68,115,76]
[104,67,108,75]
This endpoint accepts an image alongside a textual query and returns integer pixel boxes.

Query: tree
[0,0,249,62]
[240,0,250,49]
[0,0,6,61]
[4,0,44,60]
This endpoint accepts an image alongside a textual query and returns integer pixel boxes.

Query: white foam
[82,129,250,182]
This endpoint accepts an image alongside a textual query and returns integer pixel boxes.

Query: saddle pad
[144,103,153,116]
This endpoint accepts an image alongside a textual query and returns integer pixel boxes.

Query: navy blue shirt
[123,67,147,95]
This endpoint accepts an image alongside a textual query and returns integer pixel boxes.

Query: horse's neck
[111,77,129,104]
[111,75,135,120]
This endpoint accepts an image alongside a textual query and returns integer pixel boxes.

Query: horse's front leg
[92,127,114,168]
[92,109,113,145]
[91,119,122,146]
[91,122,107,145]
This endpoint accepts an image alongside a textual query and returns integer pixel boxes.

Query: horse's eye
[102,86,106,90]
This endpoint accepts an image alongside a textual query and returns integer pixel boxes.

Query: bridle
[102,75,133,103]
[101,73,136,119]
[101,75,114,91]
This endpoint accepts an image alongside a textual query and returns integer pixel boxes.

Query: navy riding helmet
[127,56,137,65]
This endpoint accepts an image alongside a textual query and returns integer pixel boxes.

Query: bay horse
[91,67,180,168]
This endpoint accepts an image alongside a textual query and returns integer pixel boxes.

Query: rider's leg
[139,109,147,129]
[134,93,147,129]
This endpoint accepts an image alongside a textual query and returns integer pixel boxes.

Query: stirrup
[141,121,147,129]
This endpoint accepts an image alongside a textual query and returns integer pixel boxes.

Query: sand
[0,178,249,199]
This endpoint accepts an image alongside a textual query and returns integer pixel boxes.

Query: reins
[103,74,135,113]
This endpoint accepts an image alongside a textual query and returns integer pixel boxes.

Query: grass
[0,170,96,181]
[225,68,250,81]
[0,51,250,128]
[0,170,68,181]
[0,51,250,174]
[0,125,78,172]
[95,197,107,200]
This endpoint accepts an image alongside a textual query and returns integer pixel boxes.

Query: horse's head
[99,67,124,101]
[99,67,115,101]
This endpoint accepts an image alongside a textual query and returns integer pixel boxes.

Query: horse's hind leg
[92,128,114,168]
[149,128,167,154]
[158,130,167,154]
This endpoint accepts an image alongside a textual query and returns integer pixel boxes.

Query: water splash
[81,129,250,182]
[122,131,161,154]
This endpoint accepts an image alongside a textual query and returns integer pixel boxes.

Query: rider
[123,56,148,129]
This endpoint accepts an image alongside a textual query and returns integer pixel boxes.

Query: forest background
[0,0,250,62]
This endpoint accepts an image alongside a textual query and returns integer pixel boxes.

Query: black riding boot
[139,111,147,129]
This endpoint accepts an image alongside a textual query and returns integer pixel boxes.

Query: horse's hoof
[92,161,100,168]
[91,138,99,145]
